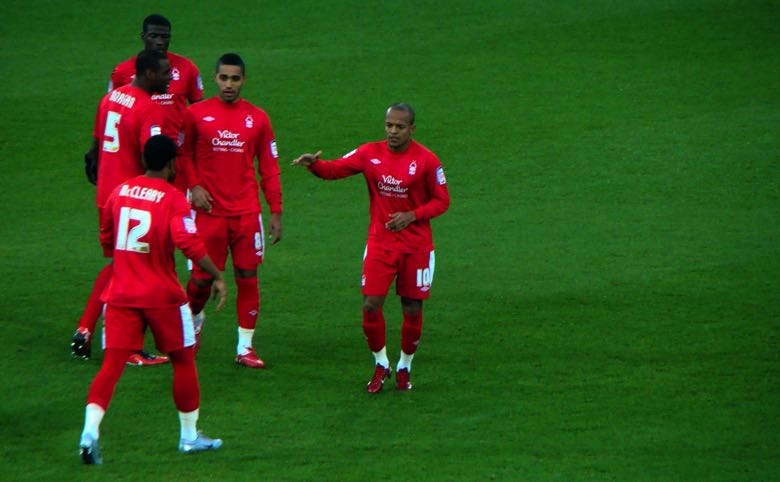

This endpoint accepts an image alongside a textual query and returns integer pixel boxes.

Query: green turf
[0,0,778,480]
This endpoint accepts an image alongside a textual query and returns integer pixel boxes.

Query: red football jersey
[93,85,164,208]
[100,176,208,308]
[178,97,282,216]
[309,140,450,252]
[109,52,203,142]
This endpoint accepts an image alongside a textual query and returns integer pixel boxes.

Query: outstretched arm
[290,150,322,167]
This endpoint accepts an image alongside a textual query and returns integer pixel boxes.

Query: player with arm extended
[292,103,450,392]
[72,49,171,364]
[177,53,283,368]
[79,135,227,464]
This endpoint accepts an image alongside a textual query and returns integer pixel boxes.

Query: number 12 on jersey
[115,207,151,253]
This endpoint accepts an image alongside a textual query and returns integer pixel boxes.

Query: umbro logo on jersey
[203,116,215,122]
[370,158,381,165]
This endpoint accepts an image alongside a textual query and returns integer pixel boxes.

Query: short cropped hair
[135,49,167,77]
[388,103,416,125]
[143,135,177,171]
[143,14,171,32]
[216,53,245,74]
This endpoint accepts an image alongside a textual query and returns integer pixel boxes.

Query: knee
[235,268,257,279]
[191,275,214,288]
[401,298,422,315]
[363,296,385,312]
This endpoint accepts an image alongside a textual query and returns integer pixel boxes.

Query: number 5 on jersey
[102,111,122,153]
[116,207,151,253]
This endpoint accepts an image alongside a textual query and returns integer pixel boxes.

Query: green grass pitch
[0,0,778,480]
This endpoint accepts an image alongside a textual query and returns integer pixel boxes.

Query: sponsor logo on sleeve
[150,125,162,136]
[245,114,254,128]
[436,167,447,185]
[171,67,180,81]
[183,217,197,233]
[270,140,278,158]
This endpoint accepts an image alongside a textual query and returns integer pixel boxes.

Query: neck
[144,171,167,179]
[389,141,411,153]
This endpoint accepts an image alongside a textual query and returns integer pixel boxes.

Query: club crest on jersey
[408,161,417,175]
[245,115,254,128]
[171,67,180,81]
[150,125,162,136]
[436,167,447,185]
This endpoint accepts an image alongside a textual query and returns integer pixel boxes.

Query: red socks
[362,308,386,352]
[78,264,113,332]
[86,348,131,410]
[85,348,200,414]
[401,310,423,354]
[236,277,259,330]
[186,278,212,314]
[169,348,200,413]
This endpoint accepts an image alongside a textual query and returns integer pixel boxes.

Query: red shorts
[192,211,264,274]
[361,245,435,300]
[103,303,195,353]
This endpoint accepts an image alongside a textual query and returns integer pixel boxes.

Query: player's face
[385,109,415,152]
[151,58,172,94]
[216,65,245,103]
[142,25,171,52]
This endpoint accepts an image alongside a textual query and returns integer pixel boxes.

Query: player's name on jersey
[119,184,166,203]
[109,90,136,108]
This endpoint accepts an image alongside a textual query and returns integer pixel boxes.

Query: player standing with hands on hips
[292,104,450,392]
[178,53,283,368]
[79,135,226,464]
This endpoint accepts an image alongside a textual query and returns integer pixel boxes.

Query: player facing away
[73,49,171,365]
[79,135,227,464]
[292,104,450,392]
[177,53,283,368]
[108,13,203,165]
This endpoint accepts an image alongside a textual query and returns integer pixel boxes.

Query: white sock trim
[397,351,415,372]
[373,346,389,368]
[179,408,199,441]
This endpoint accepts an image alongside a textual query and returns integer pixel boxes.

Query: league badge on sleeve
[196,75,204,92]
[436,166,447,185]
[183,217,197,234]
[270,140,278,158]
